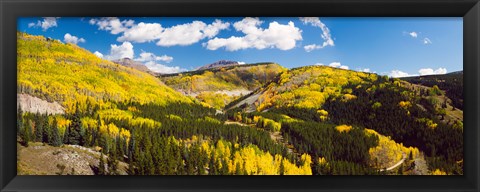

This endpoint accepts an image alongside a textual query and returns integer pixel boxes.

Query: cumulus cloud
[418,68,447,76]
[92,17,230,46]
[423,38,432,44]
[117,22,163,43]
[299,17,334,52]
[89,17,135,35]
[94,51,104,58]
[328,62,349,70]
[314,63,324,66]
[238,61,246,64]
[64,33,86,44]
[134,51,184,73]
[156,19,230,46]
[135,51,173,63]
[28,17,59,31]
[102,42,134,60]
[409,31,418,38]
[204,17,302,51]
[144,61,185,74]
[359,68,371,73]
[389,70,412,78]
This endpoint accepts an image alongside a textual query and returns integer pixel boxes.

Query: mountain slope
[400,71,463,110]
[234,65,379,112]
[227,65,462,175]
[17,32,193,114]
[160,62,286,109]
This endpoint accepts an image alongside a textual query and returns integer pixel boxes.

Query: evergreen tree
[51,117,62,147]
[17,104,23,135]
[42,114,51,143]
[66,104,83,145]
[34,113,44,142]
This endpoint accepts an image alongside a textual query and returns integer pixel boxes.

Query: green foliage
[402,72,463,109]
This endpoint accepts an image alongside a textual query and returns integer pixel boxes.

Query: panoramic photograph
[16,17,463,175]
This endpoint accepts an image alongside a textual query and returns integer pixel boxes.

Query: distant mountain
[160,62,286,109]
[197,60,240,71]
[112,58,154,74]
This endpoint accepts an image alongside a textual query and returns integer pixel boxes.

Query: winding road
[380,153,407,172]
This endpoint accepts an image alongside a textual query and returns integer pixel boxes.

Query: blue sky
[18,17,462,76]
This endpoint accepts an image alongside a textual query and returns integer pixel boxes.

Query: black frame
[1,0,479,191]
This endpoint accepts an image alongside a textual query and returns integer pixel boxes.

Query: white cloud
[409,32,418,38]
[63,33,86,44]
[423,38,432,44]
[89,17,134,35]
[135,51,173,63]
[94,51,104,58]
[156,20,230,46]
[299,17,334,52]
[144,61,185,74]
[389,70,412,78]
[304,44,322,52]
[238,61,246,65]
[134,51,182,73]
[117,22,163,43]
[329,62,340,67]
[28,17,59,31]
[328,62,349,70]
[359,68,370,73]
[104,42,134,60]
[314,63,324,66]
[204,17,302,51]
[100,18,229,46]
[418,68,447,76]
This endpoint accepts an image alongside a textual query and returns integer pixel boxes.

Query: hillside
[17,32,193,114]
[226,65,463,175]
[159,63,286,109]
[401,71,463,110]
[17,32,311,176]
[232,65,378,112]
[16,32,462,175]
[17,142,128,175]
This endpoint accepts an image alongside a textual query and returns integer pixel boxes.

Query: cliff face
[17,94,65,114]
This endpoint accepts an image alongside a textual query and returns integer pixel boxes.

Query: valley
[16,32,463,176]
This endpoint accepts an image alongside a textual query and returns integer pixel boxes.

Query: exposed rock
[112,57,154,74]
[17,94,64,114]
[17,143,128,175]
[197,60,240,71]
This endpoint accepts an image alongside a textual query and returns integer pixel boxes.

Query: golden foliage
[254,65,377,110]
[432,169,447,175]
[365,128,420,169]
[17,32,192,114]
[335,125,353,133]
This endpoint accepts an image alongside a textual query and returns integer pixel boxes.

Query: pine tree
[34,113,43,142]
[17,104,23,135]
[42,114,51,143]
[51,117,62,147]
[21,119,32,147]
[66,104,83,145]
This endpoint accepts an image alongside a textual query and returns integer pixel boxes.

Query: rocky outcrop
[197,60,240,71]
[17,94,65,114]
[112,58,154,74]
